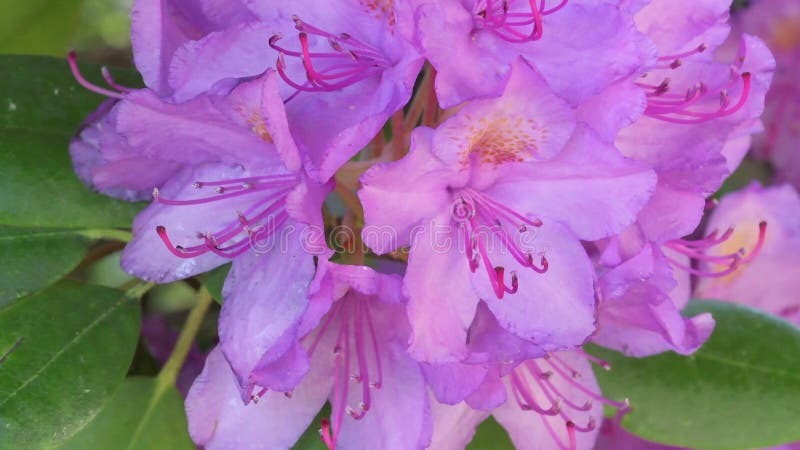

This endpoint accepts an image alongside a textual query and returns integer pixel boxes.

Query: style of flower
[359,59,656,363]
[186,264,432,450]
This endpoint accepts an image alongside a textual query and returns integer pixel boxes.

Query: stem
[391,111,406,160]
[156,288,214,389]
[126,288,213,450]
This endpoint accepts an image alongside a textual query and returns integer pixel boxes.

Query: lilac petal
[260,70,302,172]
[359,128,456,255]
[429,400,492,449]
[465,302,550,365]
[487,126,656,241]
[596,246,715,356]
[578,79,648,143]
[432,59,576,170]
[415,0,511,108]
[168,21,275,102]
[405,214,480,363]
[465,370,507,411]
[493,352,604,450]
[186,347,332,449]
[70,102,182,201]
[636,184,706,243]
[523,0,654,105]
[120,163,257,282]
[219,226,317,396]
[337,340,433,449]
[131,0,255,96]
[421,362,488,406]
[472,221,597,351]
[116,87,287,169]
[634,0,733,53]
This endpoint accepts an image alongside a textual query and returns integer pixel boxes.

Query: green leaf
[198,264,231,304]
[467,417,515,450]
[0,1,85,56]
[0,226,92,307]
[590,300,800,450]
[0,55,145,229]
[59,377,194,450]
[0,282,141,449]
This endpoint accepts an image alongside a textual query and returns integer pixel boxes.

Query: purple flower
[572,0,776,358]
[428,350,626,450]
[614,0,776,243]
[359,59,656,363]
[70,70,333,396]
[185,264,432,450]
[695,183,800,327]
[130,0,424,182]
[729,0,800,188]
[413,0,654,107]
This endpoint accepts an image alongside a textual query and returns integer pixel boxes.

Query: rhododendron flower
[428,350,626,450]
[130,0,424,181]
[614,0,775,243]
[728,0,800,188]
[696,183,800,326]
[413,0,655,107]
[71,70,331,396]
[186,264,432,450]
[359,59,656,363]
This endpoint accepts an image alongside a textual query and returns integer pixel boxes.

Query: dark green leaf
[0,55,141,135]
[467,417,515,450]
[0,1,85,56]
[0,55,145,228]
[0,282,141,449]
[0,129,144,228]
[0,226,91,307]
[199,264,231,304]
[59,377,194,450]
[590,300,800,450]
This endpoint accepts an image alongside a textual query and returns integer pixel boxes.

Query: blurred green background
[0,0,133,64]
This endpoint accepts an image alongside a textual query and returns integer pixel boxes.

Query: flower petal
[186,346,332,450]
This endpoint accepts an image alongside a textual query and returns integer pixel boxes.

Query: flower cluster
[69,0,776,448]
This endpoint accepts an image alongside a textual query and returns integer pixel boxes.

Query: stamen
[474,0,567,43]
[153,175,295,260]
[67,51,125,100]
[100,66,133,92]
[664,221,767,278]
[269,16,391,98]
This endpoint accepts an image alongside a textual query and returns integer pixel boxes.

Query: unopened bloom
[695,183,800,326]
[71,70,331,396]
[413,0,654,107]
[359,59,656,363]
[131,0,424,181]
[186,264,432,450]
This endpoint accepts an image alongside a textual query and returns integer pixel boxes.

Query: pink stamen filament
[153,175,296,259]
[269,16,390,98]
[646,72,752,124]
[68,51,125,100]
[475,0,567,43]
[664,221,767,278]
[315,298,384,449]
[453,191,547,299]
